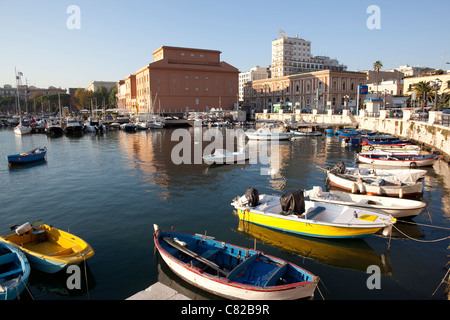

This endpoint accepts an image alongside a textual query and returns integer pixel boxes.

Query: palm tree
[410,81,432,109]
[373,60,383,72]
[373,61,383,97]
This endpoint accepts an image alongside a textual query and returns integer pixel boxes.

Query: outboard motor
[245,187,260,207]
[15,222,32,235]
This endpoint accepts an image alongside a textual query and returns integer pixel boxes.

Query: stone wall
[255,109,450,161]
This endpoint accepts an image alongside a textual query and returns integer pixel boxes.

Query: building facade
[270,33,347,78]
[117,46,239,114]
[86,81,117,92]
[390,65,435,78]
[243,70,366,112]
[238,66,269,101]
[0,84,66,101]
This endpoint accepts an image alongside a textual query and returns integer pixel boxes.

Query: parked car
[413,109,429,120]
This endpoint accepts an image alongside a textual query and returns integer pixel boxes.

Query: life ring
[368,146,374,151]
[410,162,417,168]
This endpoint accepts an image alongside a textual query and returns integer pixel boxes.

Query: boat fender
[382,225,393,237]
[15,222,32,236]
[351,183,357,194]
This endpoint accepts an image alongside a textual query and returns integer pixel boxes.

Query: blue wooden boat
[0,242,31,300]
[153,224,318,300]
[6,146,47,165]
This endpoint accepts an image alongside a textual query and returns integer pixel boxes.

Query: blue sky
[1,0,449,89]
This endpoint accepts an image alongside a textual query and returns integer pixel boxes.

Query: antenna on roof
[278,29,287,39]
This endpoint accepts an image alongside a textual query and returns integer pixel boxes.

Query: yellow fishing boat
[231,188,396,239]
[0,221,94,273]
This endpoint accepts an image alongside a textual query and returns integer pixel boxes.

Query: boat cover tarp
[280,190,305,215]
[329,161,346,174]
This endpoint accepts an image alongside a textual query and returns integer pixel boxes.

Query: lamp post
[430,78,442,111]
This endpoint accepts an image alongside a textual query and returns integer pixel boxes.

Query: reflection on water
[237,220,392,274]
[2,126,450,300]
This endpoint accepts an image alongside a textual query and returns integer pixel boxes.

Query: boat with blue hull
[6,146,47,165]
[0,242,30,300]
[153,224,318,300]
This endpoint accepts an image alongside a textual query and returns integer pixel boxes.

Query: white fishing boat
[357,152,437,167]
[203,149,249,165]
[305,186,426,218]
[361,144,421,153]
[14,123,32,135]
[326,169,423,198]
[339,166,427,184]
[245,123,293,141]
[231,188,396,239]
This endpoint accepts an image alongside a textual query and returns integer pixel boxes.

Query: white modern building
[389,65,435,77]
[270,31,347,78]
[238,66,269,101]
[86,81,117,92]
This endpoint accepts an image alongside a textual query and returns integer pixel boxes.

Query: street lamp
[430,78,442,111]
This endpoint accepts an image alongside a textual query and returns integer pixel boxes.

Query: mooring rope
[393,220,450,243]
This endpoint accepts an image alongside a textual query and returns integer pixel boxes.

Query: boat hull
[6,147,47,165]
[203,152,249,165]
[14,125,32,135]
[245,133,293,140]
[308,190,426,218]
[154,227,318,300]
[236,209,384,239]
[0,243,30,300]
[0,224,94,274]
[358,154,436,167]
[292,131,322,136]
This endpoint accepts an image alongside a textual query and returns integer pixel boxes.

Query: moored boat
[231,188,396,239]
[120,122,137,132]
[361,144,421,153]
[0,221,94,273]
[63,118,84,134]
[203,149,249,165]
[357,152,437,167]
[14,123,32,135]
[325,163,424,198]
[153,224,318,300]
[0,242,31,300]
[6,146,47,165]
[245,123,293,141]
[305,186,426,218]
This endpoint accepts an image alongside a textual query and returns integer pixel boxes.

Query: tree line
[0,86,118,114]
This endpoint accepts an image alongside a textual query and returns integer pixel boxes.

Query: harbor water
[0,126,449,300]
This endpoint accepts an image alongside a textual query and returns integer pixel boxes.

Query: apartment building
[243,70,366,112]
[270,33,347,78]
[238,66,269,101]
[117,46,239,114]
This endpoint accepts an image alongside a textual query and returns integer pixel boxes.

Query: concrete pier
[127,282,191,300]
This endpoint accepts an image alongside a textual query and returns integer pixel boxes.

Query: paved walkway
[126,282,191,300]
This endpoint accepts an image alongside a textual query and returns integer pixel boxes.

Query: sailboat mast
[15,68,21,119]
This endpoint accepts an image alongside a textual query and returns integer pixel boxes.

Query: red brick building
[117,46,239,114]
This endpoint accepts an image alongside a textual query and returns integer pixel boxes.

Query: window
[195,99,199,105]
